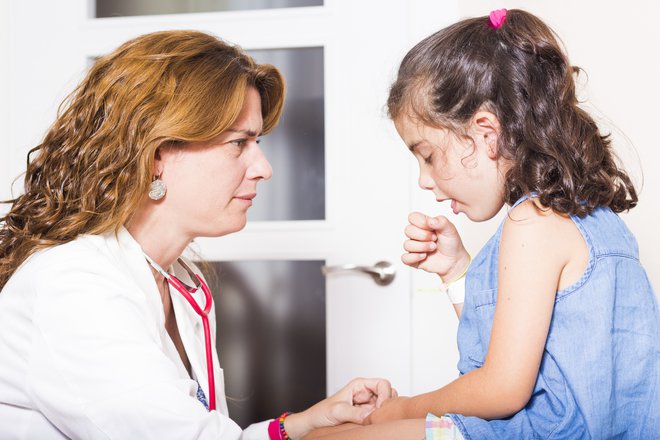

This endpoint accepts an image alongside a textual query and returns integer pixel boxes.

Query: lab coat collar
[104,227,165,326]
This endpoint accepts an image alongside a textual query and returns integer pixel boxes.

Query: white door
[2,0,461,415]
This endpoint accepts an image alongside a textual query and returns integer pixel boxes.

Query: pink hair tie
[488,8,507,29]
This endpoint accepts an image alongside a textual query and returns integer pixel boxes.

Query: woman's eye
[423,154,433,165]
[230,138,261,147]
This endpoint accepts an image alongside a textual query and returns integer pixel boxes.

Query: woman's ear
[152,147,163,177]
[472,111,501,160]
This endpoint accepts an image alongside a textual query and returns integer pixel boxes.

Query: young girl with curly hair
[304,8,658,440]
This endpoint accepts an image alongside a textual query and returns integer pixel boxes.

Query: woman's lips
[235,193,256,206]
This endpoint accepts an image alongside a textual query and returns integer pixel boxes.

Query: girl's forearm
[404,366,526,420]
[302,419,425,440]
[302,423,362,439]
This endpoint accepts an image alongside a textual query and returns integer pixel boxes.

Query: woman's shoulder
[19,234,111,273]
[5,232,155,319]
[8,233,130,294]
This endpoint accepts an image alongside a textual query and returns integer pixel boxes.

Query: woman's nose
[247,144,273,181]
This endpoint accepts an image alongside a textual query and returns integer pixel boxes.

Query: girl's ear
[472,111,501,160]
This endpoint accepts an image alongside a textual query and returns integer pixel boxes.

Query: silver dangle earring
[148,174,167,201]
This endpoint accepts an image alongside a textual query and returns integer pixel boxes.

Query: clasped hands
[290,377,398,438]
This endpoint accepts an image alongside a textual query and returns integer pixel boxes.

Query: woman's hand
[402,212,470,283]
[284,378,397,438]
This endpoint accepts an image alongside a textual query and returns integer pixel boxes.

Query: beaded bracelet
[278,412,292,440]
[267,412,292,440]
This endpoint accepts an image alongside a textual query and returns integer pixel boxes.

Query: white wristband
[442,277,466,304]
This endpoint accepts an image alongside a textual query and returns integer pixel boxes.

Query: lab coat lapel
[104,228,190,379]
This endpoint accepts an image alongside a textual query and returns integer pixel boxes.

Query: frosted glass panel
[249,47,325,221]
[206,260,326,428]
[95,0,323,17]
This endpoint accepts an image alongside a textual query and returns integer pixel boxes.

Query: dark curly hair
[388,9,637,217]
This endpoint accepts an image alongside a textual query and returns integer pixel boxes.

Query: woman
[0,30,394,439]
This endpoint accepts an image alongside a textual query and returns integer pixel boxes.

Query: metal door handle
[321,261,396,286]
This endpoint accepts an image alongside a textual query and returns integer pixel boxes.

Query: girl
[0,30,395,439]
[305,8,658,440]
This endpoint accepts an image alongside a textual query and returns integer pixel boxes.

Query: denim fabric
[447,196,659,439]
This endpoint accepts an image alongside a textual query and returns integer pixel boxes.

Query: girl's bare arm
[302,419,425,440]
[370,200,585,421]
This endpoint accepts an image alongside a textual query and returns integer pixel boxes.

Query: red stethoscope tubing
[165,274,216,411]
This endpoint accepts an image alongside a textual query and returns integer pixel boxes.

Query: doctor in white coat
[0,30,395,439]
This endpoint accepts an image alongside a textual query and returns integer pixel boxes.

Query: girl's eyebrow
[408,140,423,152]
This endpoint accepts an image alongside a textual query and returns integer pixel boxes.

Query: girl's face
[156,87,272,238]
[394,114,507,222]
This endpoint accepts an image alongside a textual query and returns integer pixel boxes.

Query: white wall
[0,1,86,208]
[0,1,11,204]
[455,0,660,291]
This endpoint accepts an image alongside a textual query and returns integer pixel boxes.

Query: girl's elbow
[477,365,534,418]
[484,373,533,417]
[493,386,532,418]
[497,394,529,418]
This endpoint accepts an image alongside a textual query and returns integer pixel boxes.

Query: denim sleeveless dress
[447,195,659,439]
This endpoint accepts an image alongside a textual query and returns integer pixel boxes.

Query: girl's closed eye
[415,145,434,165]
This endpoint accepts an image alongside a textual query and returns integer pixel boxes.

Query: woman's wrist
[281,410,313,440]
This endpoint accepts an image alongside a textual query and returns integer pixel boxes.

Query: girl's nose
[418,169,434,191]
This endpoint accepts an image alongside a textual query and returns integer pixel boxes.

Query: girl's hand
[402,212,470,283]
[284,378,397,437]
[364,396,411,425]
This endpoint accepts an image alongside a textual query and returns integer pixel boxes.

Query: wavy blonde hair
[0,30,285,289]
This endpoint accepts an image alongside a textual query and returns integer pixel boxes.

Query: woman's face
[157,87,272,238]
[394,114,506,222]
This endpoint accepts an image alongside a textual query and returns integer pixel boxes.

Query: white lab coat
[0,227,270,439]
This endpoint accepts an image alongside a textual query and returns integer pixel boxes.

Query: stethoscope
[143,253,216,411]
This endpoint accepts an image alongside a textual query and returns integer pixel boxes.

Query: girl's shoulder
[505,197,578,233]
[502,198,589,291]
